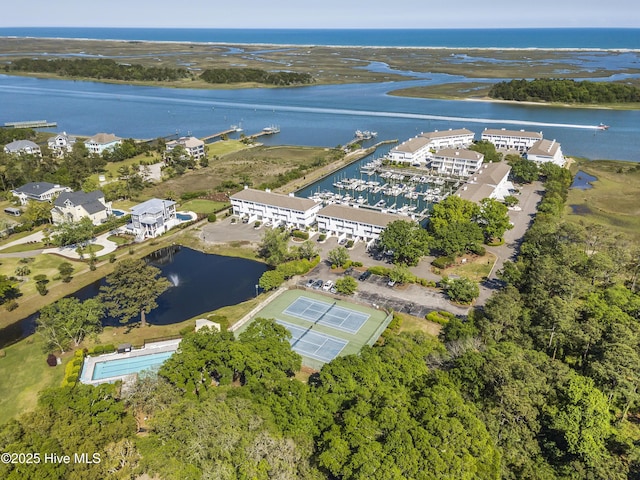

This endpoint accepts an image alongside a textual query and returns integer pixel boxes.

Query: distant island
[488,78,640,104]
[4,58,314,87]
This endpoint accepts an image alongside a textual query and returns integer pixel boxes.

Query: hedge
[275,255,321,279]
[291,230,309,240]
[425,310,455,325]
[61,349,86,387]
[432,256,455,269]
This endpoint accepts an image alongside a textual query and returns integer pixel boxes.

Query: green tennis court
[237,289,392,370]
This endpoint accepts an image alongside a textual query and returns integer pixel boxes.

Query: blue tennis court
[283,296,370,334]
[276,319,347,363]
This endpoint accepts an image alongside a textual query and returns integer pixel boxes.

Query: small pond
[0,246,268,348]
[570,170,598,190]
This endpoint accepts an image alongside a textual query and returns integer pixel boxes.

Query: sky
[1,0,638,29]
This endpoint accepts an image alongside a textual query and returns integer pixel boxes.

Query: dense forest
[199,68,314,86]
[2,164,640,479]
[4,58,314,86]
[488,78,640,104]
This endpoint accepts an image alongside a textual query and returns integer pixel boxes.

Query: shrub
[432,256,455,269]
[345,240,354,248]
[179,325,195,336]
[444,277,480,305]
[469,244,486,256]
[368,266,391,277]
[318,233,327,242]
[4,300,18,311]
[180,190,208,201]
[425,310,455,325]
[109,253,116,263]
[381,313,402,340]
[103,344,116,354]
[291,230,309,240]
[335,276,357,295]
[0,349,6,358]
[36,282,48,296]
[207,213,217,222]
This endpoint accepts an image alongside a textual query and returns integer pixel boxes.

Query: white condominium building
[420,128,475,150]
[231,187,322,229]
[455,162,513,204]
[525,139,565,167]
[316,204,400,243]
[481,128,543,153]
[387,135,432,165]
[430,148,484,177]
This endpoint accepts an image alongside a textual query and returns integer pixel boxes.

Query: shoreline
[2,35,640,53]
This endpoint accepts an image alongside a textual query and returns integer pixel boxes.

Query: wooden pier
[201,128,237,143]
[4,120,57,128]
[247,126,280,140]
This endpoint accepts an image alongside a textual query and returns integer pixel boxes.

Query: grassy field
[180,199,229,214]
[396,311,442,337]
[0,335,68,424]
[566,160,640,242]
[441,252,496,282]
[389,82,493,100]
[145,145,335,198]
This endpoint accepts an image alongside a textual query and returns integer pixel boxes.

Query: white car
[322,280,334,291]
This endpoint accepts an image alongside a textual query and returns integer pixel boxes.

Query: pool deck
[80,338,181,386]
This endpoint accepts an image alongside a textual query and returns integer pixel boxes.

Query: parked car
[330,287,337,294]
[359,271,372,281]
[313,279,324,289]
[305,279,315,288]
[322,280,334,291]
[387,279,397,287]
[338,238,347,245]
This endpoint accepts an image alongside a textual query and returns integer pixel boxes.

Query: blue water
[112,209,126,217]
[570,170,598,189]
[2,27,640,49]
[1,74,638,161]
[176,212,193,221]
[90,350,175,380]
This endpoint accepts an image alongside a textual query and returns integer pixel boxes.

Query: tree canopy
[99,259,170,326]
[377,220,432,266]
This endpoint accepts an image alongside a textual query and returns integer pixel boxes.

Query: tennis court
[276,320,347,363]
[236,289,393,369]
[283,296,370,334]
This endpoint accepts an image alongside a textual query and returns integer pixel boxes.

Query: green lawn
[88,152,161,185]
[206,139,248,156]
[0,336,68,424]
[0,241,45,253]
[180,199,229,214]
[441,253,496,282]
[0,253,83,298]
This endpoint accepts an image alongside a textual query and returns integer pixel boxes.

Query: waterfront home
[316,204,400,244]
[231,187,321,229]
[455,162,512,204]
[525,139,566,167]
[420,128,475,150]
[165,136,206,160]
[4,139,41,156]
[481,128,543,153]
[129,198,178,239]
[430,148,484,177]
[84,133,122,155]
[47,132,76,156]
[11,182,72,205]
[51,190,112,225]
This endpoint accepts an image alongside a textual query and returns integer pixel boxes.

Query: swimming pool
[176,212,194,221]
[90,350,175,380]
[112,209,127,217]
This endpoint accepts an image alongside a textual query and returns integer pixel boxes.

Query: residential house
[47,132,76,156]
[230,187,322,229]
[4,140,41,156]
[316,204,400,243]
[430,148,484,177]
[455,162,513,204]
[84,133,122,155]
[165,136,206,160]
[51,190,112,225]
[11,182,72,205]
[129,198,178,239]
[481,128,543,153]
[525,139,566,166]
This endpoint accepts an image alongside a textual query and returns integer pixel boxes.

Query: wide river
[1,73,639,161]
